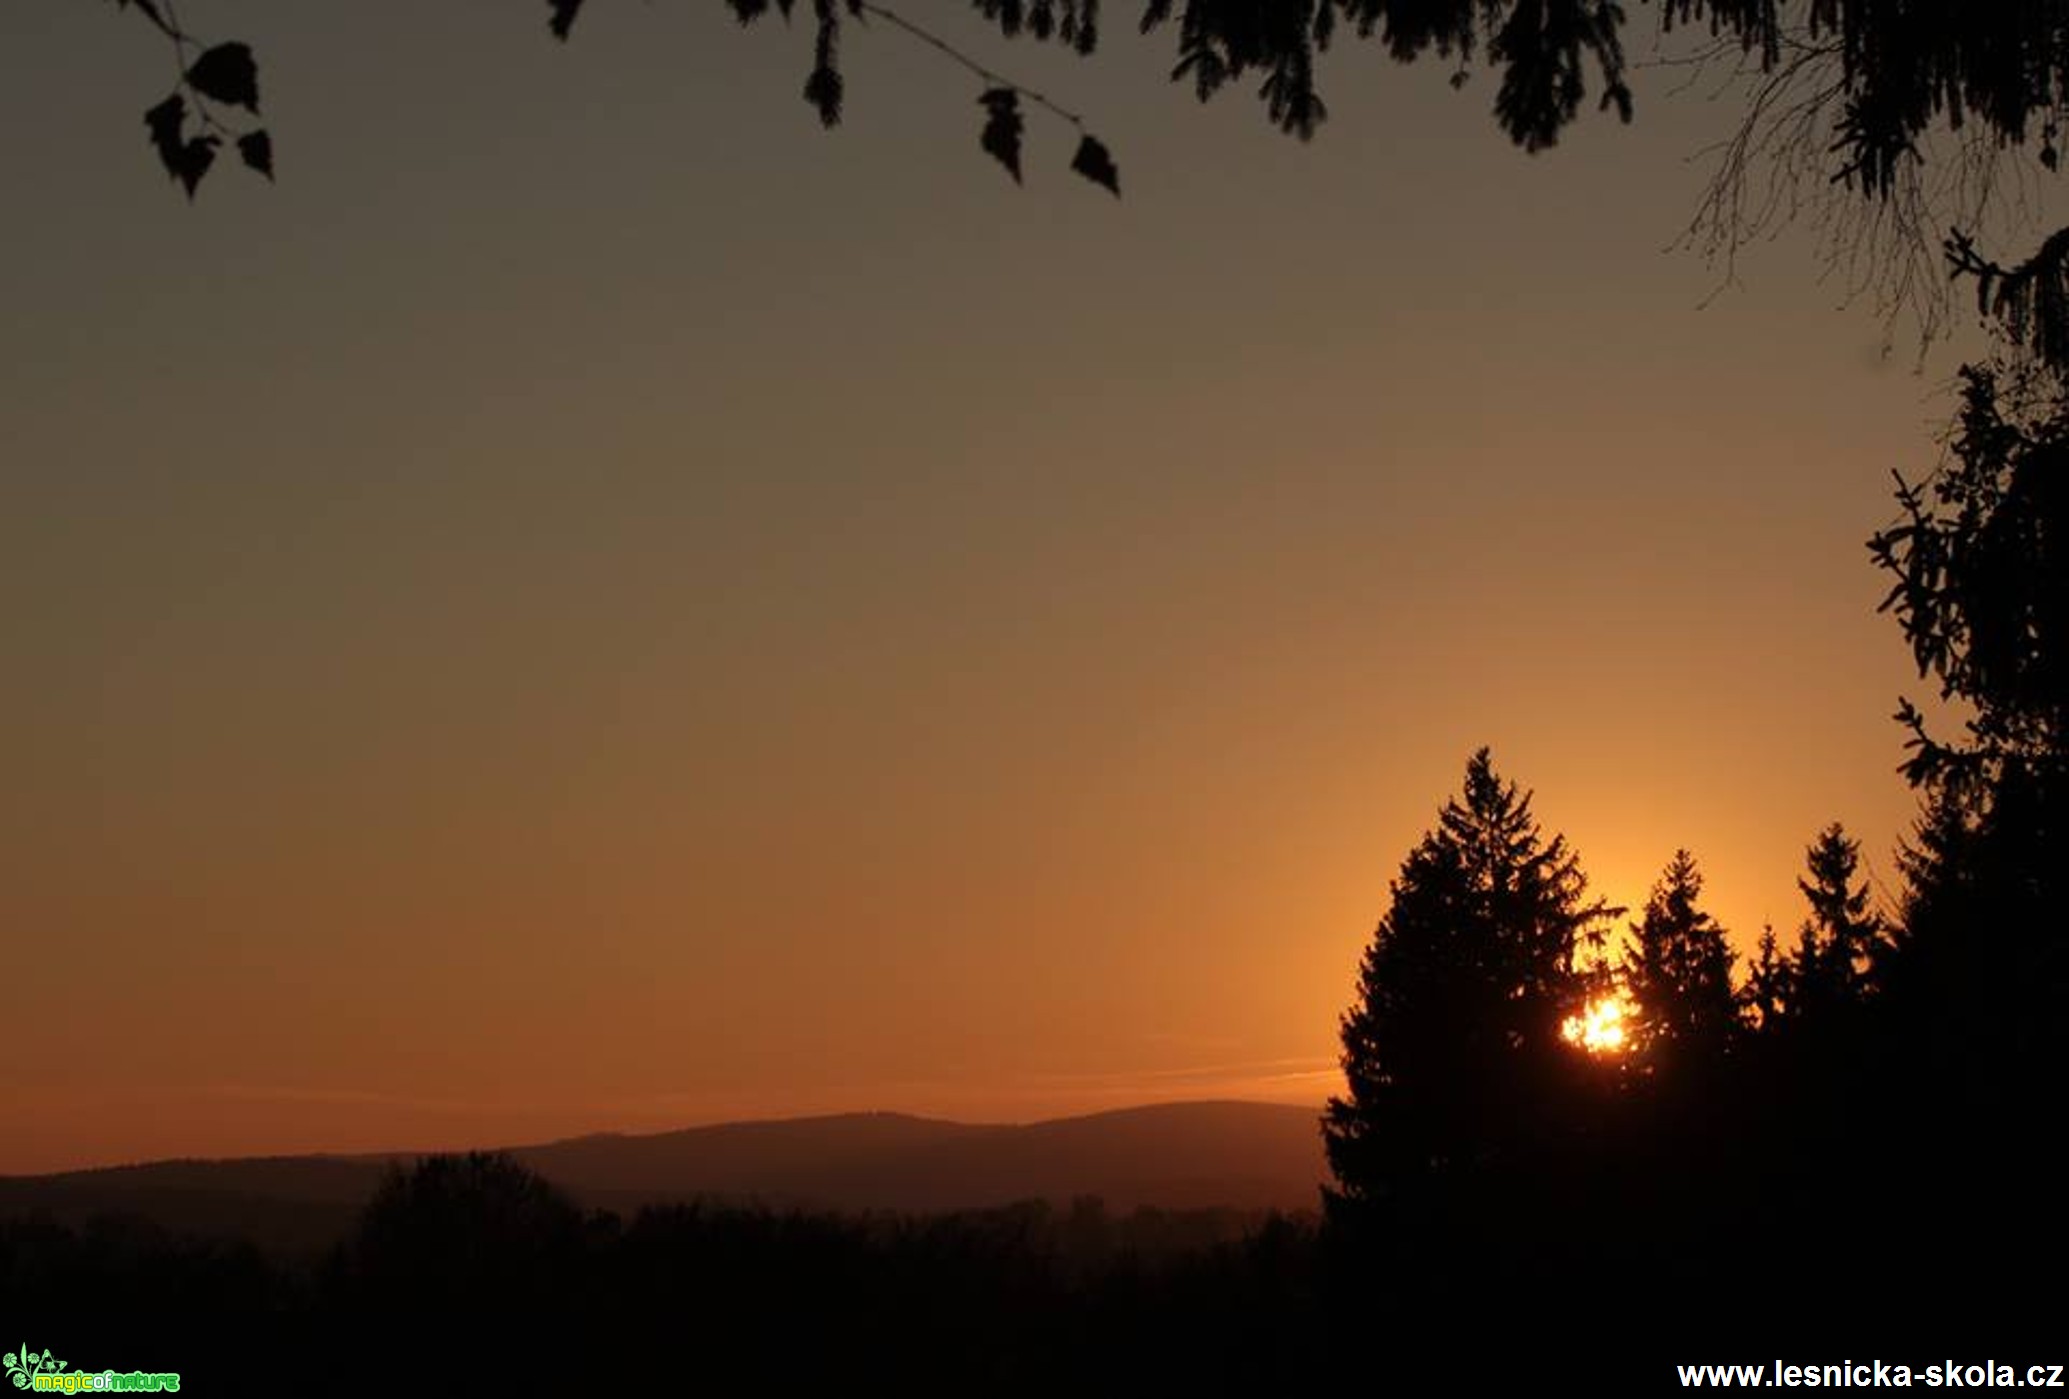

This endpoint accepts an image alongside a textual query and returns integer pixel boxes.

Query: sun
[1560,992,1633,1055]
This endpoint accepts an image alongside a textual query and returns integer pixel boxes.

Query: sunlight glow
[1560,994,1632,1055]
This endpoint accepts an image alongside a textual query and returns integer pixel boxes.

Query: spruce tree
[1788,823,1887,1017]
[1622,849,1738,1069]
[1739,922,1794,1031]
[1324,748,1616,1218]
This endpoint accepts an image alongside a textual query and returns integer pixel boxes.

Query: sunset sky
[0,3,2020,1173]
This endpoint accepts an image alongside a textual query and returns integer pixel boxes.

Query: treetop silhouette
[1323,748,1617,1218]
[1621,847,1737,1068]
[1733,822,1886,1031]
[1788,821,1887,1014]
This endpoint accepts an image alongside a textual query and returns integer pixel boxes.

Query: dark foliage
[1787,821,1888,1014]
[1866,359,2068,1215]
[94,3,2054,184]
[1622,847,1737,1069]
[1070,131,1121,194]
[1873,362,2069,805]
[1313,722,2064,1362]
[1323,749,1616,1235]
[91,0,2069,368]
[338,1150,591,1315]
[1,1161,1328,1395]
[979,87,1026,181]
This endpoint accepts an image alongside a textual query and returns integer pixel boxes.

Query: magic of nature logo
[4,1344,180,1394]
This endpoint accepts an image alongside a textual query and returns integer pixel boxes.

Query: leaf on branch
[173,136,220,198]
[979,87,1023,183]
[804,64,844,125]
[805,7,843,126]
[143,93,217,195]
[185,42,260,112]
[145,92,186,169]
[238,129,274,180]
[1070,132,1119,195]
[548,0,586,41]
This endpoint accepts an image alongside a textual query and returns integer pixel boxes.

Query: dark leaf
[548,0,586,41]
[979,87,1023,183]
[1071,0,1097,54]
[185,42,260,112]
[1070,132,1120,195]
[144,92,215,194]
[806,9,842,126]
[145,92,186,173]
[173,136,220,198]
[238,129,274,180]
[804,65,844,126]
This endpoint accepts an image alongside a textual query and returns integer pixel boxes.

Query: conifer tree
[1622,849,1737,1068]
[1324,748,1616,1217]
[1739,922,1794,1031]
[1871,362,2067,1044]
[1788,823,1887,1016]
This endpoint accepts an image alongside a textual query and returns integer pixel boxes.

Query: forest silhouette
[4,357,2062,1387]
[13,5,2068,1389]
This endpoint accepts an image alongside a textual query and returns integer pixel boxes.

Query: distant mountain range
[0,1101,1326,1254]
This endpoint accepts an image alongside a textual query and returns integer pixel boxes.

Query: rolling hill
[0,1100,1326,1253]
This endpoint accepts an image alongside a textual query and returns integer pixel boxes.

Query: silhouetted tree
[345,1151,590,1319]
[1323,748,1615,1223]
[1786,823,1886,1018]
[1738,920,1792,1030]
[1870,363,2068,1095]
[1621,848,1736,1069]
[1873,362,2069,805]
[1892,786,1979,932]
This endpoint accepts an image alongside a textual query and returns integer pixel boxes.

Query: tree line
[1318,354,2065,1359]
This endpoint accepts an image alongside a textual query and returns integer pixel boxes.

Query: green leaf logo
[3,1343,67,1388]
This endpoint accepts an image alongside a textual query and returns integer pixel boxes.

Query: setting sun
[1560,994,1633,1055]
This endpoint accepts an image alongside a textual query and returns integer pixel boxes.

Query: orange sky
[0,3,2021,1173]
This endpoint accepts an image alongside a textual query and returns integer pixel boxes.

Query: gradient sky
[0,3,2024,1172]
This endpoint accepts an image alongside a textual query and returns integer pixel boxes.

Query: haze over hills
[0,1101,1326,1252]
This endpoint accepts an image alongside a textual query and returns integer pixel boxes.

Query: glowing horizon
[0,5,1970,1175]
